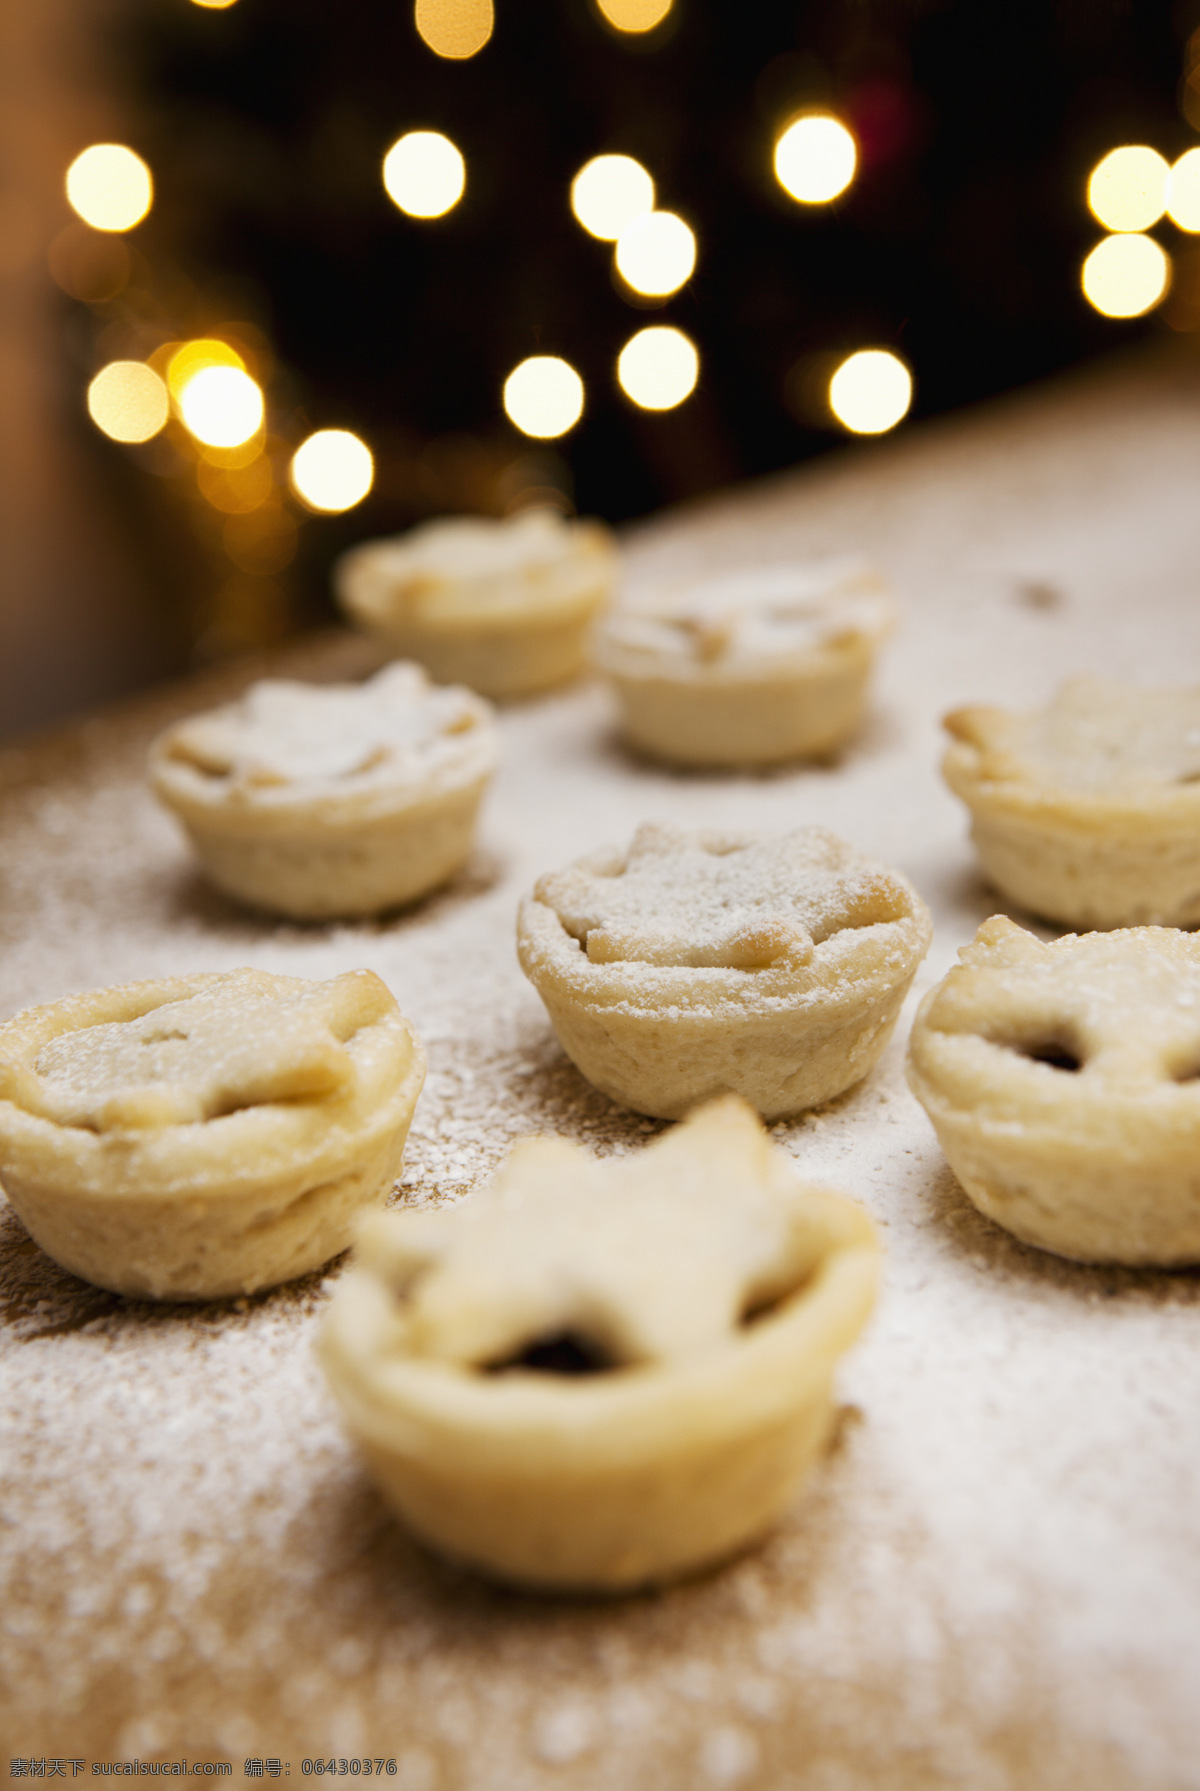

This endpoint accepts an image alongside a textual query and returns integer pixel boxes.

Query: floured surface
[4,349,1200,1783]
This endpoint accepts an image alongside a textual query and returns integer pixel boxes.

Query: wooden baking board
[4,349,1200,1787]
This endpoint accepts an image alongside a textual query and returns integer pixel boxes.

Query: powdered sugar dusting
[5,360,1200,1781]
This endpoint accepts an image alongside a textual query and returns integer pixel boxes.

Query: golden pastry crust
[319,1095,878,1592]
[148,662,497,920]
[594,560,893,767]
[907,915,1200,1264]
[335,508,618,699]
[517,823,932,1120]
[942,675,1200,928]
[0,968,425,1300]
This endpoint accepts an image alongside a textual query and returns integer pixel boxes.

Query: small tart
[517,823,932,1120]
[907,916,1200,1264]
[943,675,1200,928]
[334,508,618,699]
[0,967,425,1300]
[593,559,893,766]
[319,1095,878,1592]
[149,662,497,921]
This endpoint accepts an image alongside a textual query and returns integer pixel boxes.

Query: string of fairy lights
[1081,144,1200,318]
[64,0,1199,584]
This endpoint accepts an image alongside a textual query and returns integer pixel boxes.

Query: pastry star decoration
[947,915,1200,1085]
[167,664,477,790]
[360,1096,828,1369]
[7,968,389,1131]
[538,824,900,972]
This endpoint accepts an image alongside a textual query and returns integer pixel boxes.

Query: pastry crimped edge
[0,972,426,1300]
[148,690,498,922]
[595,608,893,769]
[318,1111,878,1592]
[516,845,932,1122]
[942,705,1200,929]
[335,519,617,700]
[906,915,1200,1265]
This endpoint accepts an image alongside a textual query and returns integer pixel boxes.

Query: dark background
[2,0,1198,737]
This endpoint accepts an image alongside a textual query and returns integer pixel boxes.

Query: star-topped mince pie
[593,559,893,766]
[0,967,425,1299]
[148,662,497,921]
[907,916,1200,1263]
[334,508,617,699]
[319,1095,878,1591]
[942,675,1200,929]
[517,823,932,1119]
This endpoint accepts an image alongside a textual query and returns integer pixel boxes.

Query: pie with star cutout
[593,559,893,766]
[907,915,1200,1263]
[517,822,932,1119]
[149,661,497,920]
[319,1094,878,1591]
[942,674,1200,928]
[0,967,425,1299]
[334,508,618,699]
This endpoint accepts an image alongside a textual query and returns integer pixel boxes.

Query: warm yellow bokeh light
[414,0,493,58]
[1082,233,1170,317]
[165,338,246,400]
[178,365,264,449]
[65,144,153,233]
[290,430,375,513]
[189,0,239,9]
[594,0,673,31]
[86,362,170,443]
[503,357,585,439]
[571,155,655,241]
[1087,145,1169,233]
[383,131,466,218]
[774,115,857,205]
[614,211,696,297]
[1168,148,1200,232]
[828,349,913,435]
[617,326,698,410]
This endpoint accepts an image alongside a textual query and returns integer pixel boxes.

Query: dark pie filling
[485,1329,616,1376]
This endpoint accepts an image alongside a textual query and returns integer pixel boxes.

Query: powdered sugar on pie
[157,662,495,803]
[596,560,891,674]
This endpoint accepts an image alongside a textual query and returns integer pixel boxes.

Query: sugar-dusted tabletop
[4,347,1200,1786]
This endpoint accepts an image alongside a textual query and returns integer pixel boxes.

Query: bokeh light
[65,145,153,233]
[774,115,857,205]
[1086,146,1169,233]
[1081,233,1170,317]
[614,211,696,298]
[503,357,585,438]
[594,0,673,32]
[189,0,239,9]
[414,0,493,58]
[178,365,265,449]
[571,155,655,241]
[617,326,699,410]
[383,132,466,218]
[166,338,246,401]
[290,430,375,513]
[86,362,170,443]
[1168,148,1200,233]
[828,349,912,434]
